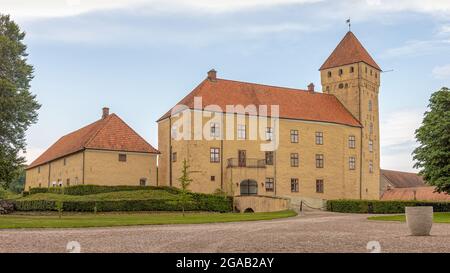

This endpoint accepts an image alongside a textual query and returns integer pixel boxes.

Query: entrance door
[240,180,258,195]
[238,150,246,167]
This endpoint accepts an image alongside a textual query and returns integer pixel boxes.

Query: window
[210,122,220,138]
[210,148,220,163]
[265,178,274,192]
[237,124,246,139]
[315,132,324,145]
[290,130,299,143]
[349,157,356,170]
[365,67,368,74]
[38,167,41,174]
[375,72,378,78]
[171,152,177,162]
[316,179,324,193]
[38,183,41,188]
[265,127,273,141]
[211,176,215,182]
[345,83,349,88]
[369,160,373,173]
[140,178,147,186]
[369,122,373,135]
[348,135,356,149]
[326,86,330,92]
[369,140,373,152]
[265,151,274,165]
[58,180,63,187]
[339,83,344,89]
[370,69,373,76]
[350,66,354,73]
[119,154,127,162]
[291,178,299,192]
[63,158,67,166]
[52,181,56,187]
[368,100,372,112]
[238,150,246,167]
[339,69,343,76]
[66,178,70,187]
[290,153,299,167]
[240,180,257,195]
[328,71,332,78]
[316,154,324,168]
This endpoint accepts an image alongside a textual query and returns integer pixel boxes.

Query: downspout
[358,63,363,200]
[48,163,51,188]
[169,117,172,187]
[82,150,86,185]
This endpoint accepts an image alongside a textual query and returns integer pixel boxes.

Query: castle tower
[320,31,381,199]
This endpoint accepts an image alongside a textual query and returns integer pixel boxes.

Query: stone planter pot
[405,206,433,236]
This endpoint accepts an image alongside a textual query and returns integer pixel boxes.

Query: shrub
[13,196,233,213]
[327,200,450,214]
[29,185,182,196]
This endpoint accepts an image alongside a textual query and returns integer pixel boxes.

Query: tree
[413,87,450,194]
[0,14,40,189]
[178,159,193,216]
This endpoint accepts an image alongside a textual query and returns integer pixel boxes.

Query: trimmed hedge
[29,185,181,196]
[327,200,450,214]
[13,195,233,213]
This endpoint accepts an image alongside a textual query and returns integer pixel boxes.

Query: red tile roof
[381,169,426,188]
[158,78,361,127]
[381,187,450,201]
[320,31,381,71]
[27,114,159,169]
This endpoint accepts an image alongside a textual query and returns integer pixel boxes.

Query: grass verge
[0,210,297,229]
[368,212,450,223]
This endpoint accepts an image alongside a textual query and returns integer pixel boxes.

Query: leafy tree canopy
[0,14,40,189]
[413,87,450,194]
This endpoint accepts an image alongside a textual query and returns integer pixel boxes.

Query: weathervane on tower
[346,18,351,31]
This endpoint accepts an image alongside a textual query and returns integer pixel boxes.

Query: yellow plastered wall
[84,149,157,186]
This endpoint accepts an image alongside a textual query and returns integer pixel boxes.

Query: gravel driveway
[1,211,449,253]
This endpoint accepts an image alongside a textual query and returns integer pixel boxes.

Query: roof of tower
[320,31,381,71]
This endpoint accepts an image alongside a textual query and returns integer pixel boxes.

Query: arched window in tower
[350,66,354,73]
[339,69,343,76]
[339,83,344,89]
[328,71,332,78]
[368,100,372,112]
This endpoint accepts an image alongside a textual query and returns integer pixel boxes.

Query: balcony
[227,158,266,168]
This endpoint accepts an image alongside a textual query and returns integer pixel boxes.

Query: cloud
[2,0,322,20]
[381,39,450,58]
[380,109,423,172]
[432,64,450,79]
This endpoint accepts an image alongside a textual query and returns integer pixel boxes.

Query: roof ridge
[217,78,310,93]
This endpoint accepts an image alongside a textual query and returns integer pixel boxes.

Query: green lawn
[0,210,297,229]
[368,212,450,223]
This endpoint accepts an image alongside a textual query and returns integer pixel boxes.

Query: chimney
[207,69,217,81]
[102,107,110,119]
[307,83,315,92]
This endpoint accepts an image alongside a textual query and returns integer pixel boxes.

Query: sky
[2,0,450,172]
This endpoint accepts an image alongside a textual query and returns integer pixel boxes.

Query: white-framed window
[369,140,373,152]
[210,122,220,138]
[210,148,220,163]
[349,157,356,170]
[237,124,246,139]
[265,178,274,192]
[290,130,299,143]
[369,160,373,173]
[348,135,356,149]
[315,132,324,145]
[52,181,57,187]
[265,127,273,141]
[291,178,299,193]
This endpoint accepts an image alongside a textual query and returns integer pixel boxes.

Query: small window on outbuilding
[119,154,127,162]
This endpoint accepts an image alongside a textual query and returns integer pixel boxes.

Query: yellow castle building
[157,31,381,205]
